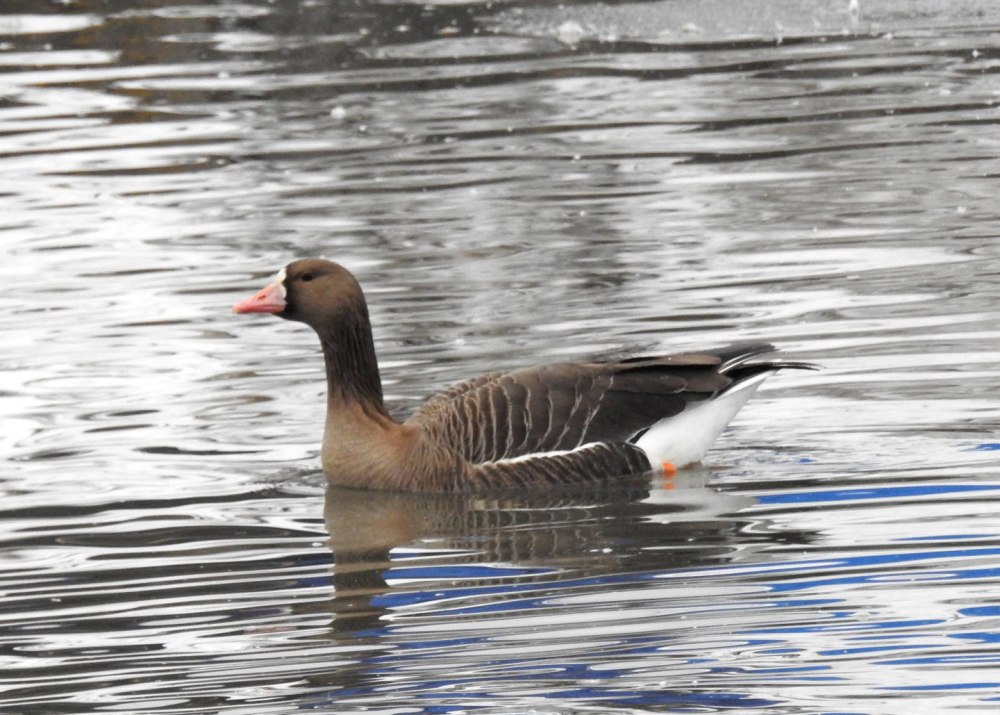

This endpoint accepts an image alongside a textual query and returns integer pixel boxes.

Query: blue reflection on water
[539,689,781,708]
[323,524,1000,711]
[881,682,999,691]
[958,606,1000,617]
[758,483,1000,504]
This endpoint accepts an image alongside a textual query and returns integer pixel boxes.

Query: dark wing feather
[407,365,603,462]
[406,349,747,464]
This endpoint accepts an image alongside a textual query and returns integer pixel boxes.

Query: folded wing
[406,348,756,464]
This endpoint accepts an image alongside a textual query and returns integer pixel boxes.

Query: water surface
[4,0,1000,712]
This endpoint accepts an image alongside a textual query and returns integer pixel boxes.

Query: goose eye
[300,272,315,282]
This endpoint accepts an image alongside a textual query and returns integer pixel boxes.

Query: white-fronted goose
[234,258,809,492]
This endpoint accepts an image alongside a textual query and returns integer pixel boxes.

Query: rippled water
[4,0,1000,712]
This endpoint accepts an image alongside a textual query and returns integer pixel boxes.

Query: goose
[233,258,808,492]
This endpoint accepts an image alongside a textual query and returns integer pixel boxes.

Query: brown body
[234,259,805,492]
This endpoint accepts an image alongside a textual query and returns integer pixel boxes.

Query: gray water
[4,0,1000,712]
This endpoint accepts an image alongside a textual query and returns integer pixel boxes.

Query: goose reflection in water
[314,470,816,636]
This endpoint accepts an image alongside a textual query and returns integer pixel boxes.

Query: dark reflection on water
[5,0,1000,712]
[302,477,819,710]
[319,477,813,629]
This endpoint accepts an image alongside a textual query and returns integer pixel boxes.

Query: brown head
[233,258,366,330]
[234,258,386,410]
